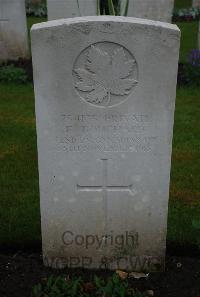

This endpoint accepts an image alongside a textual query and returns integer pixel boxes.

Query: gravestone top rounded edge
[31,16,180,35]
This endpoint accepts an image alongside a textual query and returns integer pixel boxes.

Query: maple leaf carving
[74,45,138,105]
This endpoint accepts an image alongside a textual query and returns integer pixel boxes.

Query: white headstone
[31,16,180,272]
[192,0,200,7]
[124,0,174,23]
[0,0,29,62]
[47,0,97,20]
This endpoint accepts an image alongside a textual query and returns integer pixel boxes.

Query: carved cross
[77,159,134,195]
[77,158,135,232]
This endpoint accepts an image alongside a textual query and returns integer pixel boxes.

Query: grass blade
[96,0,100,15]
[76,0,81,16]
[107,0,115,15]
[120,0,129,16]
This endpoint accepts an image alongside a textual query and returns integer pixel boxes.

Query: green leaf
[76,0,81,16]
[96,0,100,15]
[107,0,116,15]
[120,0,129,16]
[192,219,200,229]
[94,275,103,288]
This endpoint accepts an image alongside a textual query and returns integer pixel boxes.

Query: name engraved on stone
[73,42,138,107]
[57,113,157,153]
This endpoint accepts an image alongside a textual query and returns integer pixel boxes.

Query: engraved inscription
[56,113,158,153]
[73,42,138,107]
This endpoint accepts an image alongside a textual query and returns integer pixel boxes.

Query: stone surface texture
[47,0,97,20]
[124,0,174,22]
[0,0,29,62]
[192,0,200,7]
[31,16,180,271]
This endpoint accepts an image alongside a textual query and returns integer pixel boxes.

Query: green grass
[168,200,200,247]
[167,87,200,248]
[0,83,200,249]
[0,84,40,248]
[27,16,47,31]
[173,1,199,64]
[174,0,192,9]
[175,21,199,63]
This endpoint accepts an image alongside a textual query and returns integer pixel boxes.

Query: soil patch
[0,252,200,297]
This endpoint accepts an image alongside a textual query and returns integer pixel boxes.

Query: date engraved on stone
[57,113,157,153]
[73,42,138,107]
